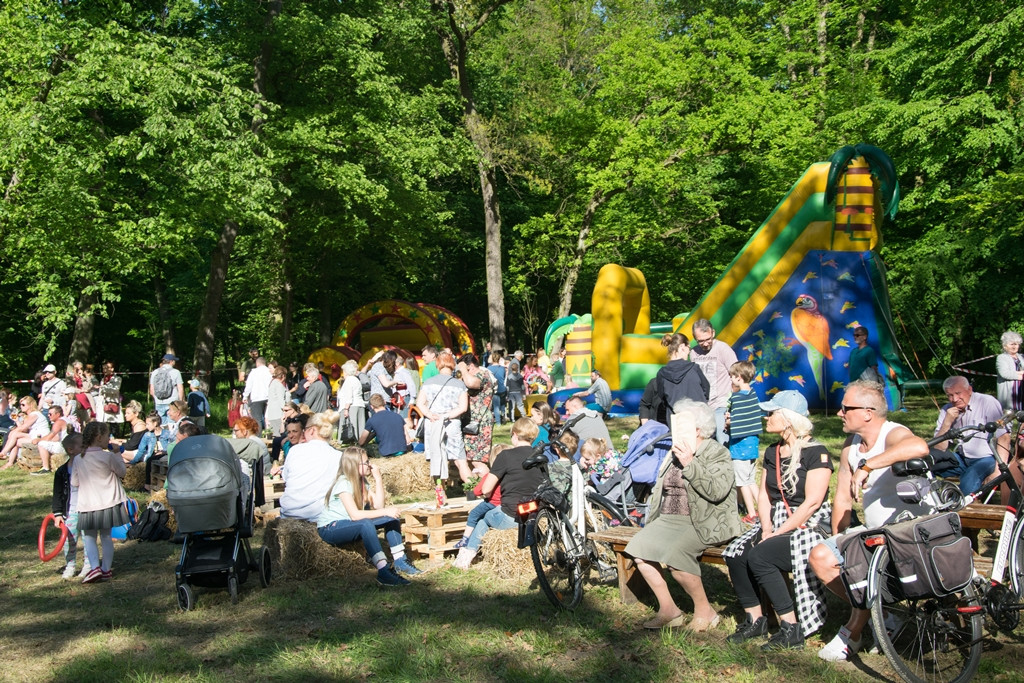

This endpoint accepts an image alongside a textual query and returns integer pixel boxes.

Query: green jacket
[647,438,741,547]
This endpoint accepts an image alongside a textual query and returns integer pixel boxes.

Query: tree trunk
[190,0,281,389]
[318,267,332,347]
[153,274,176,355]
[279,258,294,355]
[193,219,239,385]
[432,0,511,349]
[66,287,98,371]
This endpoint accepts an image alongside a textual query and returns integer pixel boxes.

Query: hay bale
[123,463,147,491]
[148,489,177,532]
[377,452,433,497]
[263,517,369,580]
[479,527,533,580]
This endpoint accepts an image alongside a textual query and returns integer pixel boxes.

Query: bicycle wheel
[868,546,983,683]
[1009,515,1024,598]
[530,508,584,610]
[585,491,629,583]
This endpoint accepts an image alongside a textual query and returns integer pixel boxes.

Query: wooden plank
[958,503,1006,530]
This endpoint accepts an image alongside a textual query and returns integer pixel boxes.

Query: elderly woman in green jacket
[625,398,742,631]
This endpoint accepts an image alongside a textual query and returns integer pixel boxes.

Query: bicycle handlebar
[926,410,1017,448]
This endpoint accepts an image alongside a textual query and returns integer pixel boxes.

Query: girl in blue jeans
[317,447,421,587]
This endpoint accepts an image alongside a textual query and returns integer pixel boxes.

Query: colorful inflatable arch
[309,299,477,370]
[543,145,908,412]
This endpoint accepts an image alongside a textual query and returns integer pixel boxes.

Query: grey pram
[166,434,271,610]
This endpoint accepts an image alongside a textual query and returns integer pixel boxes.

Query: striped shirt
[727,389,762,441]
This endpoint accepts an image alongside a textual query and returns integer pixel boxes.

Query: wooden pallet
[402,500,476,564]
[150,459,168,490]
[263,478,286,508]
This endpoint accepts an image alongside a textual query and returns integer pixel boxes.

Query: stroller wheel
[177,583,195,612]
[258,545,272,588]
[228,575,239,605]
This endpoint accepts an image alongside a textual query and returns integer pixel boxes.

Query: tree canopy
[2,0,1021,382]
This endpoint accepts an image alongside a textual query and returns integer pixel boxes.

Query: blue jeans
[585,402,605,415]
[155,403,170,422]
[466,501,496,530]
[936,452,996,495]
[318,516,404,567]
[492,393,505,424]
[467,506,516,551]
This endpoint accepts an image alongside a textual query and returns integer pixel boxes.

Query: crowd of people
[6,324,1024,650]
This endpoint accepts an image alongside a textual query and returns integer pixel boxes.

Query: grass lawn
[1,400,1022,682]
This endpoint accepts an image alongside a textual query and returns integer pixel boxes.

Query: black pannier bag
[883,512,974,599]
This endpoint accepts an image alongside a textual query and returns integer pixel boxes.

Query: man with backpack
[150,354,184,422]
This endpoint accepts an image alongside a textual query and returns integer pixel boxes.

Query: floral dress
[464,369,495,463]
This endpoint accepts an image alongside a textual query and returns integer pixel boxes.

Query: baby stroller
[599,421,674,524]
[166,434,271,610]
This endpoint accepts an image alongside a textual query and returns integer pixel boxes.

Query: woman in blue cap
[721,390,834,651]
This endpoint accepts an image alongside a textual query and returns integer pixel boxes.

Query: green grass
[1,402,1021,682]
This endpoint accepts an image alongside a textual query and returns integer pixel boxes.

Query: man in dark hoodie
[644,333,709,426]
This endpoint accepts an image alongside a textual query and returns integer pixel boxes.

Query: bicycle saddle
[891,456,934,477]
[522,451,549,470]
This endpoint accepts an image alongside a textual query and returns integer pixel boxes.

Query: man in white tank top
[807,380,929,662]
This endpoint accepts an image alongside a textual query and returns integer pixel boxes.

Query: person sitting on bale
[453,418,545,570]
[318,446,420,586]
[280,411,342,522]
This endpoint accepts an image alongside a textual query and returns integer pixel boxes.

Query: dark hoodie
[653,359,710,425]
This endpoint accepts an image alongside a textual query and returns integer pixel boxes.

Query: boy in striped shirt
[726,361,762,523]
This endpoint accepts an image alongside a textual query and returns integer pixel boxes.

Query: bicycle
[864,414,1024,683]
[515,416,630,610]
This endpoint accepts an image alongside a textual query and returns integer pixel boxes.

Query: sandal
[643,613,685,630]
[687,614,721,633]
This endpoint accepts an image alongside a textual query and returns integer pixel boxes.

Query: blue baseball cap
[759,390,809,417]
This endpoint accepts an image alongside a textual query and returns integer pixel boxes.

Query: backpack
[127,501,172,542]
[152,366,176,401]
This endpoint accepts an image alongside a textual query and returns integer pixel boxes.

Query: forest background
[1,0,1021,395]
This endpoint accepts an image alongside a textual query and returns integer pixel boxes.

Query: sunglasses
[839,405,875,414]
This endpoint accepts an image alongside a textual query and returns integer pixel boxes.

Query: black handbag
[462,420,480,436]
[340,418,356,443]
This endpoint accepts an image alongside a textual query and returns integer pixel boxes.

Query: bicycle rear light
[517,500,539,516]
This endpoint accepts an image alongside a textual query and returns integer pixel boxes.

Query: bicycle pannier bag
[838,530,875,609]
[883,512,974,599]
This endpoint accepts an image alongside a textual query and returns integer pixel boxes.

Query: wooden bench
[589,525,731,604]
[591,503,1006,605]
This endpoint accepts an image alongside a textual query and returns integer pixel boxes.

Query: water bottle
[435,478,447,508]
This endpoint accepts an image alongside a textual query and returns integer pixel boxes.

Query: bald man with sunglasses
[807,379,929,662]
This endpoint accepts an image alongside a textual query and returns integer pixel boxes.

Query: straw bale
[263,517,369,580]
[148,489,177,532]
[479,527,533,580]
[377,452,433,497]
[123,463,147,491]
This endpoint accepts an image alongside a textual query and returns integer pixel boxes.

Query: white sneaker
[78,562,93,578]
[453,547,477,570]
[61,562,77,580]
[818,626,862,662]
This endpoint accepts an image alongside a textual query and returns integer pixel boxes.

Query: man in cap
[39,364,68,410]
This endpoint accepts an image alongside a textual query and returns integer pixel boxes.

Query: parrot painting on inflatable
[790,294,832,400]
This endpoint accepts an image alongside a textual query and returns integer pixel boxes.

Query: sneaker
[392,557,422,576]
[61,563,77,580]
[453,537,469,549]
[762,620,804,651]
[31,468,51,476]
[100,569,113,581]
[727,615,769,644]
[376,567,410,587]
[78,562,93,578]
[818,626,862,662]
[81,567,104,584]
